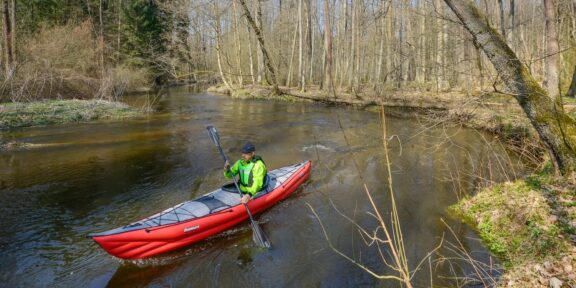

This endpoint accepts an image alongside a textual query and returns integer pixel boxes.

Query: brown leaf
[549,277,562,288]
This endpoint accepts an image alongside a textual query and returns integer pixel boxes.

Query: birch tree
[544,0,559,99]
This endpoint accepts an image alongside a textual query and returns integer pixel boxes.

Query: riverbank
[208,84,575,146]
[0,99,140,130]
[209,84,576,287]
[450,170,576,287]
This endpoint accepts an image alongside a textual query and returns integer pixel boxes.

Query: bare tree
[10,0,15,64]
[98,0,105,78]
[442,0,576,174]
[256,0,264,84]
[238,0,280,94]
[298,0,304,90]
[3,0,13,75]
[213,2,232,90]
[117,0,122,62]
[232,0,243,87]
[323,0,335,98]
[434,0,444,90]
[498,0,506,38]
[286,18,298,87]
[543,0,560,99]
[246,16,256,85]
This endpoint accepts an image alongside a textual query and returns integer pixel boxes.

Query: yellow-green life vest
[239,161,256,187]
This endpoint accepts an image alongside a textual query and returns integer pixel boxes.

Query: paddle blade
[206,126,220,145]
[251,221,272,249]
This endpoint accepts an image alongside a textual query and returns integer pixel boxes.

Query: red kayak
[90,161,311,259]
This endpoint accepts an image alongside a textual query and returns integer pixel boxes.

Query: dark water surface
[0,87,518,287]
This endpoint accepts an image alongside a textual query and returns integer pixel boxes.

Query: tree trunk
[256,0,264,84]
[435,0,443,91]
[10,0,15,64]
[509,0,515,49]
[3,0,13,75]
[417,0,426,83]
[309,14,315,85]
[246,17,256,85]
[298,0,304,90]
[307,0,313,85]
[334,0,347,88]
[349,0,356,90]
[286,19,298,87]
[340,0,349,89]
[442,0,576,175]
[238,0,280,94]
[99,0,105,78]
[117,0,122,62]
[544,0,559,100]
[376,0,387,83]
[498,0,506,38]
[353,1,361,91]
[323,0,335,98]
[213,3,232,90]
[232,0,243,87]
[401,0,409,84]
[386,1,393,83]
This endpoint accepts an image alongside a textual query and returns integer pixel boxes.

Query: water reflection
[0,87,517,287]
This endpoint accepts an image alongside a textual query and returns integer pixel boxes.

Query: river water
[0,87,520,287]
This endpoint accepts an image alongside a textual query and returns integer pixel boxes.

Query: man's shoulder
[254,159,266,168]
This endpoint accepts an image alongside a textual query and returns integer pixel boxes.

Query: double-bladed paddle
[206,125,272,249]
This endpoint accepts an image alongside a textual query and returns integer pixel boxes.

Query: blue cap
[241,142,255,153]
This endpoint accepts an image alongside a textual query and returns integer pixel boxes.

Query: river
[0,86,519,287]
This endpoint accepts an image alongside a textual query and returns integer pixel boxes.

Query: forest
[0,0,574,100]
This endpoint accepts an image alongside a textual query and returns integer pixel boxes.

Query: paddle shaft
[206,127,262,237]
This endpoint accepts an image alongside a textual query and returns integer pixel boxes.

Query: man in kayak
[224,142,267,204]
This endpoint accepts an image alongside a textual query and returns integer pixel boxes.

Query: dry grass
[111,64,152,95]
[0,20,152,103]
[0,99,139,129]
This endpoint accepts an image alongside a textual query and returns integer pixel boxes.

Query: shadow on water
[0,86,520,287]
[104,223,262,287]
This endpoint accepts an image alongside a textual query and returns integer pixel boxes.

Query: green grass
[450,175,571,268]
[563,96,576,105]
[565,97,576,119]
[0,99,140,129]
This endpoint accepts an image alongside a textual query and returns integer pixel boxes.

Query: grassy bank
[0,99,140,130]
[210,84,574,139]
[450,169,576,287]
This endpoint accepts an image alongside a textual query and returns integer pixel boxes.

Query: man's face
[241,152,254,162]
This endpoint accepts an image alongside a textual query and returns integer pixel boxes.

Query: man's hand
[224,160,230,171]
[241,194,251,204]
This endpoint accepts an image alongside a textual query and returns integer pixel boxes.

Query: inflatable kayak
[90,161,311,259]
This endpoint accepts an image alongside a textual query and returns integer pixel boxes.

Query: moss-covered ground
[451,167,576,287]
[0,99,140,130]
